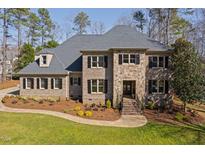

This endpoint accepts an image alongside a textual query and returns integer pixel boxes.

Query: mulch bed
[143,104,205,125]
[2,96,120,121]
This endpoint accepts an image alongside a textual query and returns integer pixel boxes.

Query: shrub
[85,111,93,117]
[146,101,156,110]
[175,112,188,122]
[106,99,112,109]
[11,100,17,104]
[74,106,81,111]
[47,97,57,103]
[39,99,44,104]
[77,110,84,117]
[63,109,69,113]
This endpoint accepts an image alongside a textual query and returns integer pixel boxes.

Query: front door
[123,81,135,98]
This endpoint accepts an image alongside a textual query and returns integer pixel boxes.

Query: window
[88,79,108,93]
[123,54,129,63]
[73,77,79,85]
[130,54,136,64]
[42,56,47,64]
[98,80,104,92]
[148,80,168,94]
[92,80,98,92]
[92,56,98,67]
[25,78,34,89]
[70,77,81,86]
[149,56,169,68]
[40,78,48,89]
[159,57,164,67]
[89,56,106,68]
[53,78,62,89]
[119,53,140,65]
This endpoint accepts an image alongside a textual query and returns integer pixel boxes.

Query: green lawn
[0,111,205,145]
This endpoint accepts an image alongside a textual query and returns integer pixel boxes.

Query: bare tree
[91,21,106,34]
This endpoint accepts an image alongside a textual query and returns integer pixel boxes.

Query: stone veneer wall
[82,52,113,105]
[69,72,82,99]
[20,75,68,99]
[112,51,146,107]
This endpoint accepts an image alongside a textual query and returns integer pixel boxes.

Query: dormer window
[42,55,47,64]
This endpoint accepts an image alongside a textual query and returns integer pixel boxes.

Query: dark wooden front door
[123,81,135,98]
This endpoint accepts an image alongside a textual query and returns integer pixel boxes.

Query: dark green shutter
[45,79,48,89]
[37,78,39,89]
[149,57,153,68]
[31,78,34,89]
[104,80,108,93]
[59,79,62,89]
[104,56,108,68]
[23,78,26,89]
[148,80,152,94]
[165,56,169,68]
[88,80,91,94]
[70,77,73,86]
[51,78,54,89]
[88,56,91,68]
[119,54,122,64]
[78,77,81,86]
[165,80,169,94]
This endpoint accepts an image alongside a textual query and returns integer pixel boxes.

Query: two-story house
[18,25,172,107]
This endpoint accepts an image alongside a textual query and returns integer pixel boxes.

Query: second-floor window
[42,55,47,64]
[88,56,108,68]
[119,53,140,65]
[149,56,169,68]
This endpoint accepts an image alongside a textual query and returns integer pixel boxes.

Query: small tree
[15,43,35,72]
[172,38,205,112]
[44,40,59,48]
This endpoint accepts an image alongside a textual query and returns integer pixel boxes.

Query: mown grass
[0,111,205,145]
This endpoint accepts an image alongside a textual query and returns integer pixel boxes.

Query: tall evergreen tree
[133,10,146,32]
[38,8,53,46]
[27,12,40,46]
[73,12,91,34]
[10,9,30,54]
[172,38,205,111]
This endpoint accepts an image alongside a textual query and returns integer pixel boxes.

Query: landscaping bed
[0,80,19,90]
[143,103,204,125]
[1,96,120,121]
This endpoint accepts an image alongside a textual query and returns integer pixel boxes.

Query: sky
[32,8,134,42]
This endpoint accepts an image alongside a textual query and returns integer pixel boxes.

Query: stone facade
[20,75,68,100]
[82,52,113,105]
[112,50,146,107]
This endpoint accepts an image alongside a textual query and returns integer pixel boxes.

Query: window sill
[90,92,105,95]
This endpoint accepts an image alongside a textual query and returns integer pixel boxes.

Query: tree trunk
[17,25,22,56]
[2,8,8,82]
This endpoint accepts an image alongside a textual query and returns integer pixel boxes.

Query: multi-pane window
[123,54,129,63]
[88,56,108,68]
[70,77,81,86]
[91,80,98,92]
[119,53,140,65]
[73,77,79,85]
[26,78,34,89]
[148,80,168,94]
[54,78,62,89]
[42,55,47,64]
[149,56,169,68]
[88,79,108,93]
[40,78,48,89]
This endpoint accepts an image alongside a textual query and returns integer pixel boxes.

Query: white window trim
[91,79,105,94]
[121,53,139,64]
[53,78,62,89]
[150,56,165,68]
[25,78,32,89]
[151,80,165,94]
[40,78,48,90]
[91,56,104,68]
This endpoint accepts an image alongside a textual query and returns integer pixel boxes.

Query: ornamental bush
[77,110,84,117]
[74,106,81,111]
[85,111,93,117]
[106,99,111,109]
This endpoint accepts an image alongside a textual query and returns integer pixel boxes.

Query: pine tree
[38,8,53,46]
[10,9,30,54]
[73,12,91,34]
[133,10,146,32]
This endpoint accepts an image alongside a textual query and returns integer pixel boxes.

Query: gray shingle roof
[18,25,170,75]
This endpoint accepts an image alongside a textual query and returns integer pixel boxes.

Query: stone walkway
[0,87,147,128]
